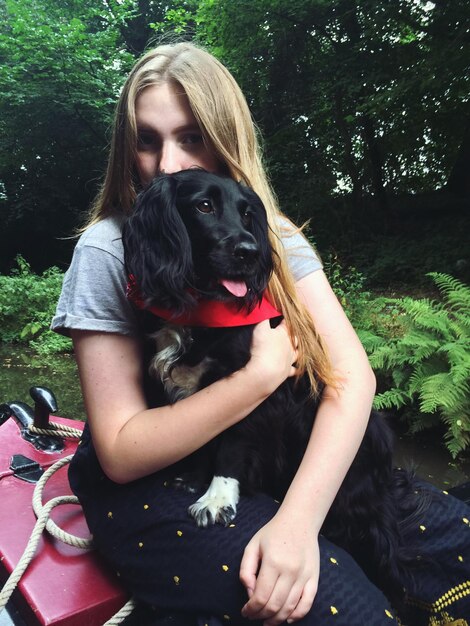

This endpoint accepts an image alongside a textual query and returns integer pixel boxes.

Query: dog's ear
[123,175,194,312]
[244,191,274,306]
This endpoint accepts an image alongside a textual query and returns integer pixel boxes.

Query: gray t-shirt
[51,215,322,337]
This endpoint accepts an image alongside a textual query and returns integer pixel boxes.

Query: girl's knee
[299,538,399,626]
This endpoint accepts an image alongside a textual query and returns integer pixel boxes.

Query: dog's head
[123,169,274,314]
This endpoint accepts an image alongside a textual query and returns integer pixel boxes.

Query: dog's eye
[196,200,214,214]
[240,207,252,225]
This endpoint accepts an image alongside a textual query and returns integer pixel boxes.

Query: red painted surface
[0,417,128,626]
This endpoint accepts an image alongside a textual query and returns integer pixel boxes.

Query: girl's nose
[159,143,185,175]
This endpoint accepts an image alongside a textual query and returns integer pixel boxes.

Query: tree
[1,0,467,270]
[196,0,470,232]
[0,0,138,270]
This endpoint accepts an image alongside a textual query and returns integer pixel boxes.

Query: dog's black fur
[123,169,424,606]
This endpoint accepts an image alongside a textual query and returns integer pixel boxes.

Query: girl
[52,42,470,626]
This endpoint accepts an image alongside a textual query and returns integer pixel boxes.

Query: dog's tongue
[220,279,248,297]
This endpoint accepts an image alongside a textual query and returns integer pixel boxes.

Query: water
[0,344,84,421]
[393,427,470,490]
[1,343,469,489]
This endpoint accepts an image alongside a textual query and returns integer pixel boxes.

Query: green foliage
[349,216,470,288]
[0,0,136,271]
[363,273,470,458]
[195,0,470,214]
[322,253,411,343]
[149,1,199,36]
[1,0,468,273]
[322,253,372,330]
[0,256,71,355]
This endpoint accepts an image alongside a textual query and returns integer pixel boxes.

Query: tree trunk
[333,89,363,210]
[119,0,155,56]
[446,115,470,196]
[361,115,391,217]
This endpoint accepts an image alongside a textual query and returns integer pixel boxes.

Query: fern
[429,272,469,308]
[368,273,470,458]
[373,388,411,411]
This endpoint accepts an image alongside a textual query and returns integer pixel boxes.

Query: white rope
[29,423,84,438]
[31,455,93,549]
[0,492,81,612]
[0,424,136,624]
[103,598,137,625]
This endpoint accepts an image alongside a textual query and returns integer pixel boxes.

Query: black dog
[123,169,423,605]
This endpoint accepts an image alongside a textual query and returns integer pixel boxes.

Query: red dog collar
[127,276,281,328]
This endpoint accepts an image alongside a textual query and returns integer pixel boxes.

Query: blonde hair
[87,42,335,393]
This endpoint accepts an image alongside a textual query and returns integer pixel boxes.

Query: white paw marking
[188,476,240,527]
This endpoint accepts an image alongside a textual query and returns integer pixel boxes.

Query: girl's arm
[240,269,376,625]
[71,318,297,484]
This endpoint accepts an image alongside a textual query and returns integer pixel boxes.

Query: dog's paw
[188,476,239,527]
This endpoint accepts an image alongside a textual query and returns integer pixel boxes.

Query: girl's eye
[137,132,156,148]
[196,200,214,214]
[182,133,203,146]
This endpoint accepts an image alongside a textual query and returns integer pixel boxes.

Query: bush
[360,273,470,458]
[350,217,470,289]
[0,255,71,354]
[323,253,373,329]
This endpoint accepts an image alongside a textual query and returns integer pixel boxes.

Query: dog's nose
[233,241,259,260]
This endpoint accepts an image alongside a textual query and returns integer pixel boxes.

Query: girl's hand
[247,319,298,392]
[239,511,319,625]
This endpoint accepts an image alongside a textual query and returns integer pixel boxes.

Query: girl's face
[135,82,221,186]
